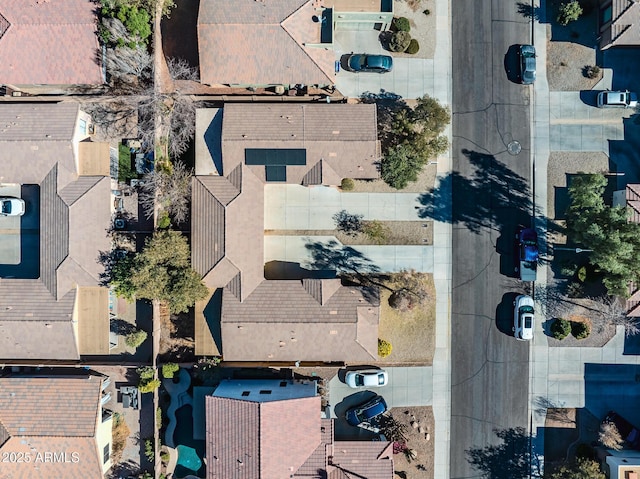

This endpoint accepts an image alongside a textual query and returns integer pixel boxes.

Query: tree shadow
[110,318,137,335]
[516,2,544,21]
[417,150,541,235]
[466,427,542,479]
[360,91,410,151]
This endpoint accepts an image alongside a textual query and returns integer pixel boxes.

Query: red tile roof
[0,0,103,85]
[198,0,335,86]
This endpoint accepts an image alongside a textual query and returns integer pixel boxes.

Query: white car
[0,197,25,216]
[513,295,535,341]
[345,369,388,388]
[597,90,638,108]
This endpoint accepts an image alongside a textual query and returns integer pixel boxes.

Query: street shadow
[466,427,541,479]
[417,150,542,235]
[495,293,519,336]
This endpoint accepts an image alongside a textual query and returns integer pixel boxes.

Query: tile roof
[205,395,321,479]
[197,0,335,86]
[602,0,640,48]
[221,103,380,182]
[0,102,110,360]
[205,389,394,479]
[0,0,103,85]
[0,375,105,479]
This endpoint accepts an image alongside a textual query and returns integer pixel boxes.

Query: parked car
[513,295,535,341]
[603,411,640,449]
[518,45,536,85]
[515,227,538,281]
[345,395,388,426]
[347,54,393,73]
[345,369,389,388]
[0,197,25,216]
[597,90,638,108]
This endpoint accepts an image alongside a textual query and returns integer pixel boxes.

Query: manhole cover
[508,140,522,155]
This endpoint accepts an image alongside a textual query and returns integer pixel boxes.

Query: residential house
[0,102,113,361]
[603,449,640,479]
[197,0,392,87]
[598,0,640,49]
[192,103,381,362]
[623,185,640,315]
[204,379,394,479]
[0,373,113,479]
[0,0,104,87]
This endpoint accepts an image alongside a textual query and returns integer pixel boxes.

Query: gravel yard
[393,0,437,60]
[391,406,435,479]
[350,164,438,193]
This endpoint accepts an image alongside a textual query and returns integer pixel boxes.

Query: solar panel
[245,148,306,166]
[265,165,287,182]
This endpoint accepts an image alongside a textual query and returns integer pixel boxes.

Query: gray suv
[518,45,536,85]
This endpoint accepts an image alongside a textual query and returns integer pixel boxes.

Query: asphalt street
[450,0,534,477]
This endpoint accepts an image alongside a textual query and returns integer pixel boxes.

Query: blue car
[347,54,393,73]
[516,226,538,281]
[345,395,388,426]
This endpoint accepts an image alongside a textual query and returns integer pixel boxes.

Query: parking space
[333,30,434,99]
[0,184,39,276]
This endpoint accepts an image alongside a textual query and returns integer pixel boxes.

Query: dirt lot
[377,274,436,364]
[391,406,435,479]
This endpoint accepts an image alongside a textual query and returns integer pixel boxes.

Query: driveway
[329,367,433,439]
[333,30,433,99]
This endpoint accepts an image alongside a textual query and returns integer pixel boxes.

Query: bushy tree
[566,173,640,296]
[551,318,571,340]
[389,31,412,52]
[548,458,604,479]
[380,95,450,189]
[162,363,179,379]
[557,0,583,26]
[392,17,411,32]
[571,321,590,339]
[125,330,148,348]
[111,230,208,313]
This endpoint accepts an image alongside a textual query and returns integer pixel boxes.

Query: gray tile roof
[221,103,380,183]
[0,103,110,360]
[602,0,640,48]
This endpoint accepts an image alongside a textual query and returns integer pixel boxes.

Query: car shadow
[497,231,518,278]
[579,90,599,107]
[340,54,354,72]
[496,292,519,336]
[504,45,522,84]
[333,391,380,441]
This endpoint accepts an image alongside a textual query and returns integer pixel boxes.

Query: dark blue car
[345,395,388,426]
[516,227,538,281]
[347,54,393,73]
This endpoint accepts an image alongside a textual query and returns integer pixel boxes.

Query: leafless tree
[167,57,199,81]
[599,421,624,450]
[106,45,153,81]
[388,269,431,312]
[533,397,575,424]
[531,284,572,319]
[139,161,193,224]
[590,295,640,337]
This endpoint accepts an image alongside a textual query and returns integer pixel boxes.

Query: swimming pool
[173,405,205,478]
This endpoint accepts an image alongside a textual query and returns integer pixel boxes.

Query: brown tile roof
[221,103,380,182]
[197,0,335,86]
[328,442,394,479]
[0,102,110,360]
[0,375,105,479]
[205,395,321,479]
[220,279,380,362]
[0,0,103,85]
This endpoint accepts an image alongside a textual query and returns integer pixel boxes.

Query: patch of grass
[118,143,138,182]
[377,273,436,363]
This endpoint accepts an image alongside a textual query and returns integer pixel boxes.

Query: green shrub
[144,439,154,461]
[362,220,391,244]
[125,330,147,348]
[139,379,161,393]
[137,366,155,380]
[585,65,600,79]
[389,31,412,53]
[571,321,590,340]
[566,281,584,298]
[551,318,571,340]
[577,266,587,282]
[157,211,171,229]
[393,17,411,32]
[341,178,355,191]
[160,451,170,463]
[406,39,420,54]
[378,338,393,357]
[557,0,583,26]
[156,407,162,430]
[116,5,151,41]
[162,363,179,379]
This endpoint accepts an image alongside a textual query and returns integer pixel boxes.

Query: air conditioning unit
[88,124,95,135]
[11,91,22,97]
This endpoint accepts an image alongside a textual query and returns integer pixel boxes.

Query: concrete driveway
[333,30,433,99]
[329,366,433,440]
